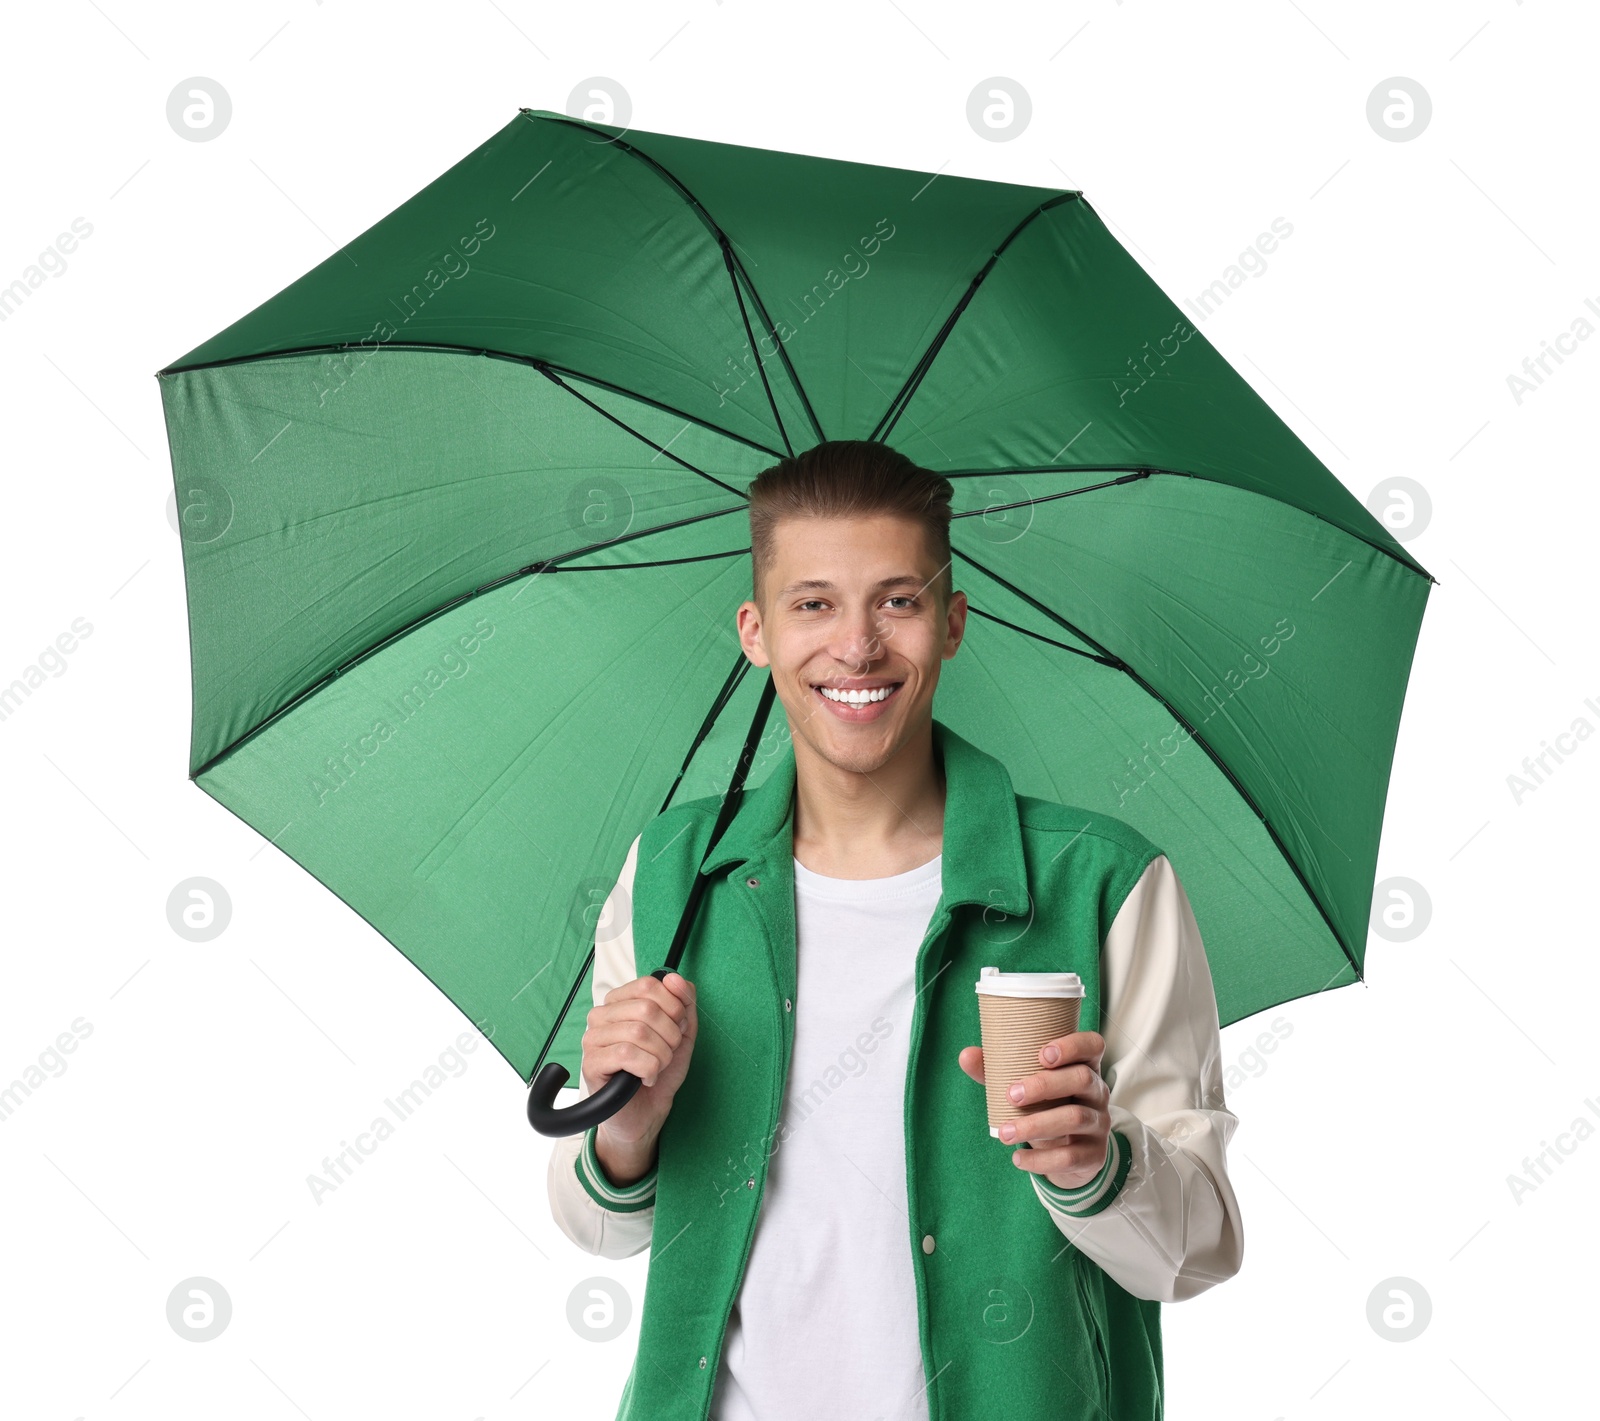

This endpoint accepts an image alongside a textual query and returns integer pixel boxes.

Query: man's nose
[830,603,886,670]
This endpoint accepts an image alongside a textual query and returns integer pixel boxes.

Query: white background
[2,1,1596,1418]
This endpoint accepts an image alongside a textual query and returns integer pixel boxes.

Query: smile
[810,681,904,721]
[817,685,899,704]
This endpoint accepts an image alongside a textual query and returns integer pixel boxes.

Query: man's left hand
[958,1031,1110,1190]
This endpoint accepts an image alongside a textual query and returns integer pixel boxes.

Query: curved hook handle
[525,967,666,1137]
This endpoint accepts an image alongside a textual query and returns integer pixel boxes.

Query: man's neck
[790,720,946,880]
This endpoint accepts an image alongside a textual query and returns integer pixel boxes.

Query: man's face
[736,514,968,776]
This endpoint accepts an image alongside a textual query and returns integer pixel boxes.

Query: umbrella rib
[949,468,1155,522]
[527,357,782,462]
[518,110,827,453]
[533,363,749,498]
[536,548,750,573]
[953,543,1364,984]
[867,192,1082,445]
[721,237,795,457]
[158,341,789,469]
[654,651,756,818]
[721,247,827,449]
[187,517,752,783]
[943,463,1435,583]
[963,605,1118,665]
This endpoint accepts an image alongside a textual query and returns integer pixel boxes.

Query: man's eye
[797,600,825,612]
[886,596,917,609]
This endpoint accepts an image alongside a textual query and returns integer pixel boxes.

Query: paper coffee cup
[975,966,1084,1138]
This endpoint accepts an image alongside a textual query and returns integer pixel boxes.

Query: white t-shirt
[709,852,943,1421]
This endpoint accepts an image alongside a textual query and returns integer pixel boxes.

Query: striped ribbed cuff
[1030,1129,1132,1219]
[576,1127,658,1213]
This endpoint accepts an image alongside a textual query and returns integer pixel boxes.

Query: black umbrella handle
[525,968,669,1137]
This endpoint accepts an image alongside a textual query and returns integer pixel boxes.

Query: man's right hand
[581,971,698,1186]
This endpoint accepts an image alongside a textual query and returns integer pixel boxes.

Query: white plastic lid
[973,965,1084,998]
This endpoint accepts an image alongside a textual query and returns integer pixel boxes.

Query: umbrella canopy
[157,108,1434,1085]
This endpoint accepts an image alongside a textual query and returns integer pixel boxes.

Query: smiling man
[548,440,1244,1421]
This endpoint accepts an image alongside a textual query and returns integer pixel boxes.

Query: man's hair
[746,440,954,608]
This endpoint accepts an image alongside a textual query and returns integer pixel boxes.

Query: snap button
[746,876,760,888]
[699,1356,707,1369]
[746,1178,755,1188]
[784,998,792,1012]
[921,1234,936,1254]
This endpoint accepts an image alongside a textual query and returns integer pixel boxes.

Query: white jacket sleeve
[546,832,659,1259]
[1028,853,1245,1302]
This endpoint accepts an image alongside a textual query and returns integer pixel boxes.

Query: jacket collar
[699,717,1030,916]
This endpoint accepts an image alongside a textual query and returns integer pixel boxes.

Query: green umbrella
[157,108,1434,1135]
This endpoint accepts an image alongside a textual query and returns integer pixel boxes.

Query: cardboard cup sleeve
[975,966,1085,1138]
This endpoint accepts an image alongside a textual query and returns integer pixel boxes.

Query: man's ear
[737,599,770,668]
[943,588,969,660]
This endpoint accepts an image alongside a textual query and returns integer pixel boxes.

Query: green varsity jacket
[587,718,1169,1420]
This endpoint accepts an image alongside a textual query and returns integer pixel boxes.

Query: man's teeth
[818,685,897,704]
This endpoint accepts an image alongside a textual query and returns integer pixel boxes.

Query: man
[548,440,1243,1420]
